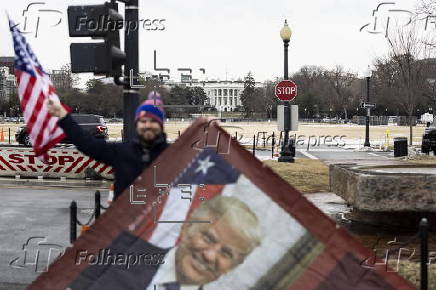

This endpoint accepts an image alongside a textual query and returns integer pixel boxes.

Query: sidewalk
[0,176,109,189]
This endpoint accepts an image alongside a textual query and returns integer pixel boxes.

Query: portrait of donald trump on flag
[69,194,263,290]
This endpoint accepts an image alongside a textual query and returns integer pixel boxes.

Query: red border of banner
[29,118,414,290]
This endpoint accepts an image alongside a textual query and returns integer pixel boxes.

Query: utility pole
[364,66,372,147]
[122,0,139,141]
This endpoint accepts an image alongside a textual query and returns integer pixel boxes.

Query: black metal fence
[70,190,107,243]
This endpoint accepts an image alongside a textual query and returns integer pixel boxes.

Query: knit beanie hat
[135,92,165,127]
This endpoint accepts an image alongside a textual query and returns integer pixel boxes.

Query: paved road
[0,183,108,289]
[255,144,394,161]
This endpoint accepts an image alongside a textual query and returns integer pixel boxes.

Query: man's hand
[46,98,67,119]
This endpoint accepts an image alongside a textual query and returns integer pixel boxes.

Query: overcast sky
[0,0,425,87]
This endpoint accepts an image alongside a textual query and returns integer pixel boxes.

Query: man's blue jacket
[58,114,169,200]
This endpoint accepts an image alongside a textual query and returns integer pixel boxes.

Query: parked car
[421,125,436,154]
[16,114,108,146]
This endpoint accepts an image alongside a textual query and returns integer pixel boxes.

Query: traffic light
[67,1,126,76]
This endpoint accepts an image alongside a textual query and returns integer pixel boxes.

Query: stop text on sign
[8,154,75,165]
[276,86,296,95]
[275,80,298,101]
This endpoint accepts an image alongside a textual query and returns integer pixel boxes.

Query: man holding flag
[10,19,169,200]
[47,95,169,201]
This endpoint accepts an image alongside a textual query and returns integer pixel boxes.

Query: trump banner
[29,118,414,290]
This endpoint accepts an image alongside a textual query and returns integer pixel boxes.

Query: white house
[165,78,263,112]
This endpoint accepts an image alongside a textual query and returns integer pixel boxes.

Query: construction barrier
[0,146,114,179]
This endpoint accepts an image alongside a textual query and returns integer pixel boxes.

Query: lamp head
[280,20,292,42]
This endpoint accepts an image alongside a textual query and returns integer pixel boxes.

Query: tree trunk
[343,107,348,121]
[409,112,413,146]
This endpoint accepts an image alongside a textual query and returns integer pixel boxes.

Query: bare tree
[323,65,358,120]
[373,57,401,114]
[60,63,79,88]
[385,23,432,144]
[416,0,436,16]
[292,66,333,117]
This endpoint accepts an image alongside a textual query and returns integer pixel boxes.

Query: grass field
[263,159,330,193]
[162,121,426,142]
[0,121,426,144]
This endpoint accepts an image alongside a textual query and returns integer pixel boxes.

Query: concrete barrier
[330,163,436,212]
[0,147,114,180]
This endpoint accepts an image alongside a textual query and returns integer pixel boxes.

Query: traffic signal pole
[68,0,136,140]
[123,0,139,141]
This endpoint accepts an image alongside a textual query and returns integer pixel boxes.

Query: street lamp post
[364,66,371,147]
[278,20,294,163]
[433,88,436,123]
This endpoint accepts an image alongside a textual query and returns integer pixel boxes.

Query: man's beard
[139,129,159,143]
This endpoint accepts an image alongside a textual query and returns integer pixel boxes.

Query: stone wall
[329,163,436,212]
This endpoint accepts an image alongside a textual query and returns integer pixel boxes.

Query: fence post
[95,191,101,220]
[8,128,11,144]
[70,201,77,243]
[178,130,181,137]
[279,131,283,148]
[252,135,256,156]
[272,132,275,158]
[420,218,429,290]
[235,131,238,141]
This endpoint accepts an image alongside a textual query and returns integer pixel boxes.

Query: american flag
[9,19,66,163]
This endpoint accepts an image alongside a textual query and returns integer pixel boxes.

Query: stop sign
[275,80,297,101]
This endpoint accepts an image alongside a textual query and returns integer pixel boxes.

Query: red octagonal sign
[275,80,298,101]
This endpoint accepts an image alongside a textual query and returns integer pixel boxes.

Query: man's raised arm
[46,98,116,166]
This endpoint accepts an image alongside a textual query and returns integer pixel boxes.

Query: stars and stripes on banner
[9,19,67,163]
[29,118,414,290]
